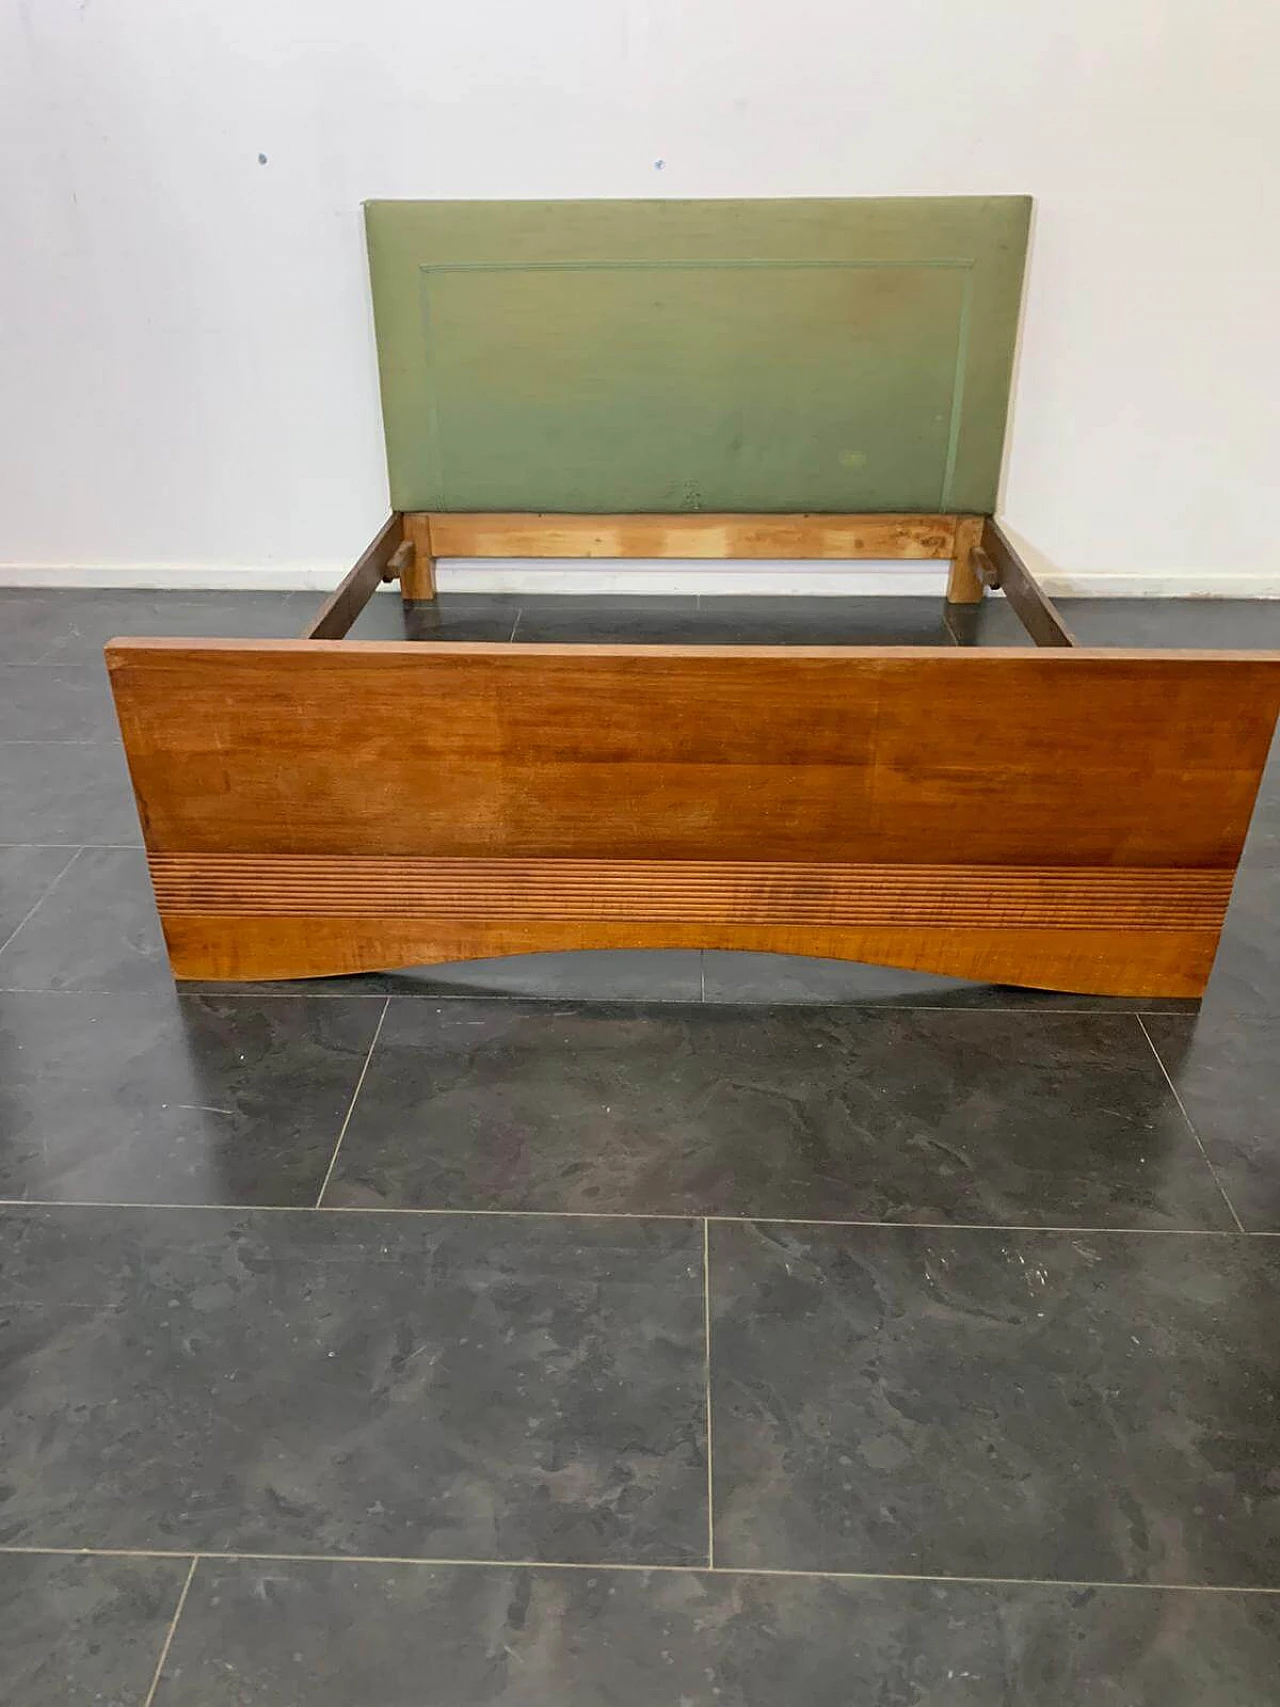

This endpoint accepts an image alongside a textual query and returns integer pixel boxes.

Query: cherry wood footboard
[105,640,1280,997]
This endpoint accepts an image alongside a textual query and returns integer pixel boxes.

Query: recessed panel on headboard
[365,197,1030,515]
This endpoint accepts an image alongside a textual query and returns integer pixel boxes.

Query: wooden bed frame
[106,198,1280,998]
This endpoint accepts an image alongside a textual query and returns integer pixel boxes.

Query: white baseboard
[439,562,951,596]
[0,564,344,592]
[2,559,1278,598]
[1034,567,1280,599]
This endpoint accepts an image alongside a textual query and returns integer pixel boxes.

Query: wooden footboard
[106,640,1280,997]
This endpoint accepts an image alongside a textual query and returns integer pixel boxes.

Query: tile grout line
[0,1197,1273,1236]
[711,1565,1280,1596]
[0,846,83,959]
[705,1214,1268,1237]
[313,998,389,1207]
[2,1544,1279,1596]
[1136,1014,1246,1233]
[141,1554,198,1707]
[703,1217,715,1569]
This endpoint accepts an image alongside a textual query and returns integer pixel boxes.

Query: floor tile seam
[0,1545,1277,1596]
[1135,1014,1247,1233]
[0,847,83,960]
[313,997,390,1207]
[0,1197,702,1223]
[0,1199,1273,1238]
[705,1214,1270,1237]
[703,1218,715,1569]
[141,1554,198,1707]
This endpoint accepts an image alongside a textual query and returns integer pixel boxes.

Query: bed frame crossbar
[300,511,1072,647]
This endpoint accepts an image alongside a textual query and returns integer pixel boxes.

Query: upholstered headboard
[365,196,1030,515]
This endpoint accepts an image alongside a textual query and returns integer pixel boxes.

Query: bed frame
[106,198,1280,998]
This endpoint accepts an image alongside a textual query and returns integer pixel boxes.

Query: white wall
[2,0,1277,587]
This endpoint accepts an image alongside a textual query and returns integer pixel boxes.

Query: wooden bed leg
[401,513,437,601]
[946,516,986,604]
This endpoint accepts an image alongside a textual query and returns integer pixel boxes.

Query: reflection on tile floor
[1,586,1279,1703]
[0,1206,706,1563]
[708,1220,1279,1584]
[0,991,383,1205]
[0,1553,189,1707]
[154,1558,1280,1707]
[327,1002,1233,1228]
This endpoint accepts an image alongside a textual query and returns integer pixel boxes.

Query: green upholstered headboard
[364,197,1030,515]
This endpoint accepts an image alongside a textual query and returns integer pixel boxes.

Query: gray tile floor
[1,586,1279,1704]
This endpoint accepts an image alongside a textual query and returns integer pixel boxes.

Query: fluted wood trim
[149,854,1232,933]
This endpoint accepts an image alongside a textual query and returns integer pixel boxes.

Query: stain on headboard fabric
[365,196,1030,515]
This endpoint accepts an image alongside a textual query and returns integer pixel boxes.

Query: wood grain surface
[423,512,960,561]
[982,518,1077,647]
[401,512,436,600]
[106,639,1280,994]
[147,855,1232,929]
[300,514,402,639]
[945,515,985,604]
[156,917,1225,997]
